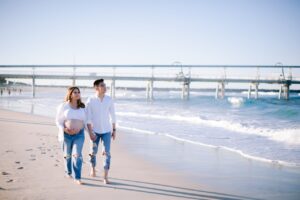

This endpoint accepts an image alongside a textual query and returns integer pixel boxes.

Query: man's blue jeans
[63,129,85,180]
[89,132,111,170]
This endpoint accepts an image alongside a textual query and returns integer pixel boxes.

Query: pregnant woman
[55,86,86,185]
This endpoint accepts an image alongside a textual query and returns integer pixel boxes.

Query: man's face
[95,82,106,94]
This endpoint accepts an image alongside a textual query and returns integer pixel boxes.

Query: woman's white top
[55,102,86,142]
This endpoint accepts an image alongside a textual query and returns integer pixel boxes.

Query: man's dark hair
[93,79,104,87]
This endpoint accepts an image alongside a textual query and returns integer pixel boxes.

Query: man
[86,79,116,184]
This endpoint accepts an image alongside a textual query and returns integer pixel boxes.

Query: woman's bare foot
[75,179,83,185]
[65,174,72,179]
[90,168,96,177]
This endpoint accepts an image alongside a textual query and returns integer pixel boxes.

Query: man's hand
[112,131,116,140]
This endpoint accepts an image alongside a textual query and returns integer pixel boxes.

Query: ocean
[0,87,299,168]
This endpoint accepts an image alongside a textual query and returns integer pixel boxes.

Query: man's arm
[110,99,116,140]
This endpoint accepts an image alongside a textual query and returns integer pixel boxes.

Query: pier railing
[0,65,299,100]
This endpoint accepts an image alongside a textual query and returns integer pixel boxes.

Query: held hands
[89,131,97,141]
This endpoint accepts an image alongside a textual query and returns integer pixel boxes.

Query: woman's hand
[64,127,72,134]
[71,128,80,134]
[64,127,79,135]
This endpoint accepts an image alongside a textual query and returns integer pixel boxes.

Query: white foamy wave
[119,125,300,168]
[118,125,158,135]
[116,111,300,145]
[116,92,128,97]
[227,97,244,105]
[168,90,179,94]
[241,91,278,96]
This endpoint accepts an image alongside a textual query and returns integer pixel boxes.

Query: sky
[0,0,300,65]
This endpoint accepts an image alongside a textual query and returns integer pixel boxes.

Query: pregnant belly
[64,119,84,130]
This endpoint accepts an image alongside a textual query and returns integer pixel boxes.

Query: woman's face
[71,88,81,101]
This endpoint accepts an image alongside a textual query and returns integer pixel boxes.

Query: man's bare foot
[90,168,96,177]
[75,179,83,185]
[103,169,109,184]
[103,178,109,184]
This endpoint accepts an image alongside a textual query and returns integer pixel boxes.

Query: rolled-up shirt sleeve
[86,98,93,125]
[109,99,116,123]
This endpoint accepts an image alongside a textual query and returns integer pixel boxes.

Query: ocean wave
[227,97,244,106]
[241,91,278,96]
[116,111,300,145]
[118,125,300,168]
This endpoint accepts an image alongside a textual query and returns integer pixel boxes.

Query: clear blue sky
[0,0,299,65]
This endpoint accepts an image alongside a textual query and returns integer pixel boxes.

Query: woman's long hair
[64,86,85,108]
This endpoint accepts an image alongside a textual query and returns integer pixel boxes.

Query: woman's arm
[55,103,66,141]
[55,103,65,132]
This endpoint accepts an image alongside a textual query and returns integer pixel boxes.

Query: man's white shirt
[86,94,116,134]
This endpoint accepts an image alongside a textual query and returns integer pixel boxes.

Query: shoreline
[119,125,300,169]
[119,127,300,199]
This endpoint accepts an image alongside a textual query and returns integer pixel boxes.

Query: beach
[1,87,300,199]
[0,108,254,200]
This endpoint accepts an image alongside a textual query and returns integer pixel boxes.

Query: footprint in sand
[29,154,36,161]
[55,159,60,163]
[1,172,10,175]
[17,167,23,170]
[6,179,13,183]
[5,150,14,153]
[54,164,58,167]
[0,187,6,190]
[50,155,54,158]
[25,148,33,151]
[41,152,46,154]
[15,161,21,164]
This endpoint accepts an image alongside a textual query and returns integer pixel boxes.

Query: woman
[55,86,86,185]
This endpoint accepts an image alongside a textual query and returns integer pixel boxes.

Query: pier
[0,65,299,100]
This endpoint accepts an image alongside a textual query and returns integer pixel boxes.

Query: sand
[0,109,259,200]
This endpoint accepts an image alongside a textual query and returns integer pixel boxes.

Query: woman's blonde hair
[64,86,85,108]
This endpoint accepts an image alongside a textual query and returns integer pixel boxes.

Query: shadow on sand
[82,177,262,200]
